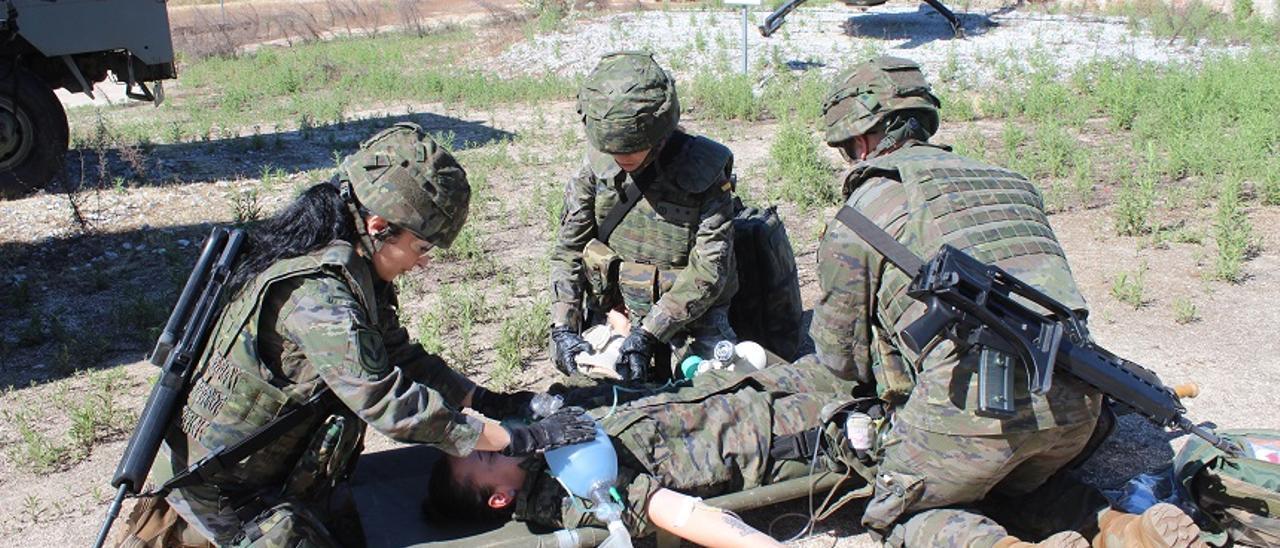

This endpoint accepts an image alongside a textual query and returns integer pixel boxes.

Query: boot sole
[1140,503,1206,548]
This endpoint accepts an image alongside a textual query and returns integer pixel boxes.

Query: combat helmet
[338,122,471,248]
[578,52,680,154]
[822,56,941,147]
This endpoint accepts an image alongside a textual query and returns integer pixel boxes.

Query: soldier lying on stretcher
[425,358,858,547]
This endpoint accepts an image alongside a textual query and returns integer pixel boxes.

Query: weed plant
[1111,264,1148,309]
[491,298,550,391]
[766,121,838,209]
[77,30,575,144]
[1172,297,1199,324]
[687,72,762,121]
[1213,178,1255,283]
[1109,0,1280,45]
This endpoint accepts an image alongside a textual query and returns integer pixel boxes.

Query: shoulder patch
[352,327,390,376]
[670,136,733,194]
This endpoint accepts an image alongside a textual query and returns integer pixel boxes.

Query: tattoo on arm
[720,511,759,538]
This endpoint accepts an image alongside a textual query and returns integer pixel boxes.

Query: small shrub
[10,413,70,473]
[17,311,46,348]
[1113,170,1156,236]
[766,121,838,209]
[688,72,762,121]
[112,294,169,344]
[491,298,550,391]
[1172,297,1199,324]
[229,187,263,224]
[761,70,828,123]
[1111,264,1148,309]
[1213,178,1255,282]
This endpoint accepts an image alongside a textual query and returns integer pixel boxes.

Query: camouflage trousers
[864,419,1106,547]
[233,502,341,548]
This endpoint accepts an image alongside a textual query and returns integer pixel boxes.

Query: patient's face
[449,451,527,501]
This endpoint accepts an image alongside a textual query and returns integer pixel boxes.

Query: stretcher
[351,444,869,548]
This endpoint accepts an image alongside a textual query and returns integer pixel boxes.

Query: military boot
[1092,503,1206,548]
[993,531,1090,548]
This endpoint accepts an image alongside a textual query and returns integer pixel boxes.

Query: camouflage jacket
[513,358,854,537]
[810,142,1101,436]
[158,240,481,543]
[548,131,738,341]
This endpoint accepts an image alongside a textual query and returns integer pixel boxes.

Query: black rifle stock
[93,227,245,548]
[900,245,1238,455]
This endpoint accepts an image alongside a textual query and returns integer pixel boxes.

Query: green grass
[687,72,762,121]
[72,30,575,144]
[1108,0,1280,45]
[3,370,134,473]
[490,297,551,391]
[766,120,838,209]
[1213,178,1255,283]
[761,69,829,124]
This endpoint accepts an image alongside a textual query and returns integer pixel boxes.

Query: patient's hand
[607,309,631,336]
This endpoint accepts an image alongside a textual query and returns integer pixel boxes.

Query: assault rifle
[834,206,1239,455]
[93,227,246,548]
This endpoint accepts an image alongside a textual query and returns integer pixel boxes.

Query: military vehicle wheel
[0,63,70,199]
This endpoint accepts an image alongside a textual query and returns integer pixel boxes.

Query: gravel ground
[486,3,1250,82]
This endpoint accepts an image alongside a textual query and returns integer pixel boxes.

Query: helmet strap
[631,134,669,173]
[870,116,928,159]
[339,179,382,257]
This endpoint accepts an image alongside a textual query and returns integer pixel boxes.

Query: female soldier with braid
[118,124,593,548]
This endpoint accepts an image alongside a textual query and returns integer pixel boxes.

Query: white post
[725,0,761,73]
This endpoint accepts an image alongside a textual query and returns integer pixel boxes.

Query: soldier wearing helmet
[118,123,595,547]
[548,52,741,382]
[806,57,1197,547]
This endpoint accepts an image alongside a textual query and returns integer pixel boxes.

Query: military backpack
[1174,428,1280,546]
[728,198,804,361]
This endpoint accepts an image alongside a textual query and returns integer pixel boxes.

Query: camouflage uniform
[811,57,1104,547]
[151,124,480,547]
[513,357,855,537]
[549,52,738,373]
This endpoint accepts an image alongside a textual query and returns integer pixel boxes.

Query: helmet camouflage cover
[339,122,470,248]
[578,51,680,154]
[822,56,941,146]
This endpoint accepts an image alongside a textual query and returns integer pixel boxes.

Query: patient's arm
[646,488,782,548]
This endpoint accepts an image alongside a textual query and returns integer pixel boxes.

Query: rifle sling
[597,179,643,244]
[156,389,333,494]
[833,205,925,277]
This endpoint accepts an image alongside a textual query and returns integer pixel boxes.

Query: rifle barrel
[92,485,129,548]
[150,228,227,367]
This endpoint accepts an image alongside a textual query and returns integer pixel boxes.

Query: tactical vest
[171,241,378,489]
[844,144,1088,401]
[586,134,737,319]
[848,143,1086,339]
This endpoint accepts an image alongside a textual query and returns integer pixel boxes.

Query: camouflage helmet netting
[822,56,941,146]
[339,122,471,248]
[577,51,680,154]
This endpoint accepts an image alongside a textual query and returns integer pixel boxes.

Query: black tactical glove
[470,386,537,419]
[550,326,591,375]
[501,407,596,456]
[615,328,662,382]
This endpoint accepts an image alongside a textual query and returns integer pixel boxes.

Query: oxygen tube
[532,394,633,548]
